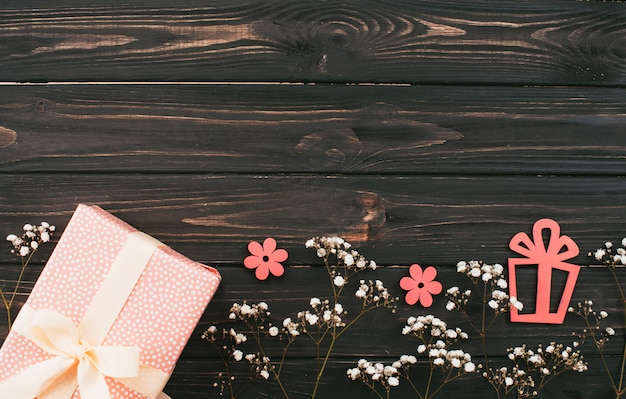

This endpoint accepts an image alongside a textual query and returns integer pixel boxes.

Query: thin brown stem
[617,299,626,398]
[9,252,36,308]
[423,364,435,399]
[248,320,290,399]
[311,324,336,399]
[405,373,425,399]
[0,289,10,330]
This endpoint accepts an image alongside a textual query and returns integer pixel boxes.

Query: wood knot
[295,129,362,168]
[344,191,386,243]
[36,100,47,113]
[0,126,17,148]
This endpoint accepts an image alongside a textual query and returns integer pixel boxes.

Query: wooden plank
[3,1,624,397]
[2,263,619,398]
[3,264,621,356]
[1,173,625,266]
[1,1,626,85]
[2,84,626,175]
[166,356,620,399]
[1,262,623,394]
[188,266,626,359]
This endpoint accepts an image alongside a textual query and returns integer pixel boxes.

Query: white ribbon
[0,306,140,399]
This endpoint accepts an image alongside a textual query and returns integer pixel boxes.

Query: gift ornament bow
[508,218,580,324]
[0,231,172,399]
[1,307,141,399]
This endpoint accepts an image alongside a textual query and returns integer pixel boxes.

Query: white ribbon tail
[77,346,141,399]
[78,358,112,399]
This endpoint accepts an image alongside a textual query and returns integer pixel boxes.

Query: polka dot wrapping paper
[0,204,221,398]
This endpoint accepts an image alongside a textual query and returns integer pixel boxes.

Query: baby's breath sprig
[305,236,378,297]
[575,239,626,399]
[202,300,290,398]
[568,300,615,352]
[347,358,402,399]
[203,237,397,399]
[348,315,478,399]
[3,222,55,331]
[444,260,584,398]
[445,260,520,368]
[483,342,587,399]
[590,239,626,299]
[304,237,397,398]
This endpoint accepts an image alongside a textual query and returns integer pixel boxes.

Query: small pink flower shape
[400,264,442,307]
[244,238,288,280]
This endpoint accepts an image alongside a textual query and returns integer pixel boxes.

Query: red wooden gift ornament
[508,218,580,324]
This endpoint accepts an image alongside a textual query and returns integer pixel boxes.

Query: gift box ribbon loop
[0,231,172,399]
[509,218,579,264]
[0,305,151,399]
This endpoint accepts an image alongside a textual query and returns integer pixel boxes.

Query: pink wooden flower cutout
[244,238,288,280]
[399,264,442,307]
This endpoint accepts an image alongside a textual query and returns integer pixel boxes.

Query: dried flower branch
[570,239,626,399]
[3,222,55,332]
[348,315,477,399]
[484,342,587,399]
[203,237,397,398]
[446,260,518,368]
[444,259,585,398]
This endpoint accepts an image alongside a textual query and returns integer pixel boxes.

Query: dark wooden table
[1,1,626,398]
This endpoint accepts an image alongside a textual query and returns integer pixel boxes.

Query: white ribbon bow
[0,308,140,399]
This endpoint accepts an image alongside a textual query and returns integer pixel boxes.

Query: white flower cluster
[203,301,283,372]
[569,300,615,350]
[456,260,507,286]
[355,279,396,310]
[509,343,587,374]
[243,353,273,380]
[346,358,402,388]
[202,324,275,382]
[589,238,626,266]
[448,260,521,315]
[402,315,468,340]
[348,315,476,395]
[444,286,471,311]
[294,297,346,332]
[486,342,587,398]
[282,316,303,337]
[484,365,537,398]
[305,236,376,270]
[422,343,476,373]
[202,325,248,346]
[6,222,55,257]
[402,315,475,373]
[228,301,270,322]
[491,289,523,314]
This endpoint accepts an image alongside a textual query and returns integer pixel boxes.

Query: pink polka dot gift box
[0,204,221,399]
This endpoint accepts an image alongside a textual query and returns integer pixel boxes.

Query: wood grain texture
[6,264,622,356]
[0,262,622,398]
[164,357,619,399]
[1,84,626,175]
[1,173,625,265]
[2,1,626,397]
[1,0,626,85]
